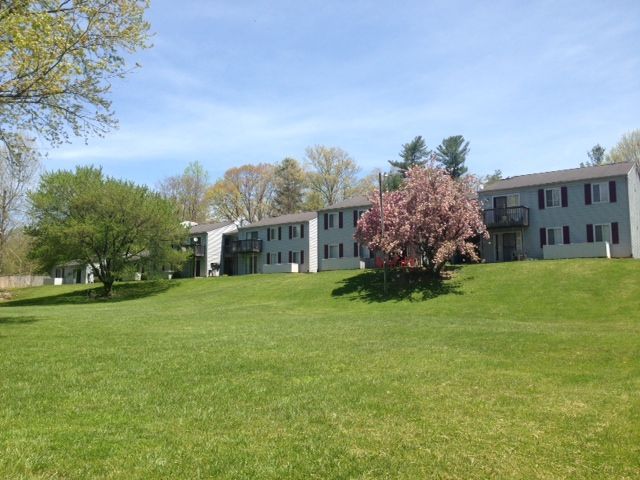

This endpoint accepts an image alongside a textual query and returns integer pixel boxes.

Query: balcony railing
[225,239,262,254]
[483,206,529,228]
[193,245,205,257]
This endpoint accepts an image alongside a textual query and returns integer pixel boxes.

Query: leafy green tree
[482,169,503,186]
[436,135,470,179]
[305,145,360,207]
[207,164,276,222]
[27,166,186,296]
[607,129,640,165]
[0,1,150,145]
[158,161,210,222]
[388,135,431,179]
[273,157,306,215]
[0,134,40,272]
[580,144,606,167]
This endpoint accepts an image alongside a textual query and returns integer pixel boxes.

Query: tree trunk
[102,278,114,297]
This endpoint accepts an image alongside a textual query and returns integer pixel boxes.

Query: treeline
[157,145,373,224]
[158,135,478,223]
[581,129,640,167]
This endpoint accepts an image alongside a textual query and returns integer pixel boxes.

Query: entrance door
[75,269,82,284]
[195,259,201,277]
[502,233,517,261]
[493,196,507,209]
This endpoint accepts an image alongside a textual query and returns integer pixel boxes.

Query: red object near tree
[355,164,488,276]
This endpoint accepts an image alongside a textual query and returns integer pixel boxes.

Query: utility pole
[378,172,387,296]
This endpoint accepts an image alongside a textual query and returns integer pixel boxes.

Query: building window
[328,213,337,228]
[291,251,298,263]
[546,227,562,245]
[493,193,520,208]
[545,188,561,208]
[269,227,277,240]
[329,244,339,258]
[594,224,610,242]
[291,225,298,238]
[592,183,609,203]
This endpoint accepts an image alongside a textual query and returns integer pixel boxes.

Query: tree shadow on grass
[0,316,40,338]
[0,280,179,307]
[331,267,463,303]
[0,316,39,325]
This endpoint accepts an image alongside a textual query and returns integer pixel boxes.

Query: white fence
[543,242,610,260]
[319,257,365,271]
[263,263,299,274]
[0,275,54,289]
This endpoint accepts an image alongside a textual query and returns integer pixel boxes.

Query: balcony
[193,245,205,257]
[225,239,262,254]
[483,206,529,229]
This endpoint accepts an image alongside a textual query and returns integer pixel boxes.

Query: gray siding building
[479,162,640,262]
[224,212,318,275]
[317,196,374,271]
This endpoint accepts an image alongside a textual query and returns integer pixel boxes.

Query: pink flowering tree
[355,164,488,276]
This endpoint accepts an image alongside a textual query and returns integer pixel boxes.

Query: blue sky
[45,0,640,186]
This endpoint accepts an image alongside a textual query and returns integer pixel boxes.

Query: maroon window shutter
[353,210,358,227]
[584,184,592,205]
[266,253,271,265]
[539,228,546,248]
[324,244,328,259]
[586,224,594,242]
[288,250,292,263]
[338,211,343,228]
[300,250,304,264]
[353,242,358,257]
[300,224,305,238]
[288,225,292,239]
[267,228,270,241]
[538,189,545,210]
[278,226,282,240]
[609,181,617,203]
[324,213,328,230]
[339,243,344,257]
[563,226,570,244]
[278,251,282,263]
[561,186,568,207]
[612,222,619,244]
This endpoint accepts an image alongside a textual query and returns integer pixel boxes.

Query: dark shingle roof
[319,195,372,211]
[239,211,317,229]
[189,221,235,234]
[482,162,634,192]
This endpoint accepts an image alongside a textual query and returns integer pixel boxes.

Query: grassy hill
[1,259,639,479]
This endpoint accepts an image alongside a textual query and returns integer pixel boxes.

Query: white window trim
[592,182,610,204]
[269,227,277,240]
[328,213,338,229]
[291,225,298,238]
[328,244,339,259]
[546,226,563,246]
[594,223,611,243]
[291,251,299,264]
[545,188,561,208]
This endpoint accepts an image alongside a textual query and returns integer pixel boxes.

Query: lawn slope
[1,259,639,479]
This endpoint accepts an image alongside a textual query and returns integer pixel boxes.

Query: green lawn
[1,259,639,479]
